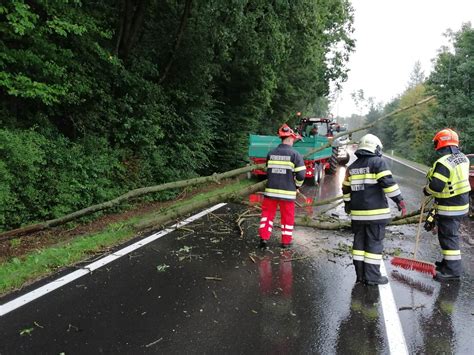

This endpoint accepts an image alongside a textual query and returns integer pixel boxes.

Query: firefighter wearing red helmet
[424,128,471,281]
[258,124,306,249]
[277,123,302,140]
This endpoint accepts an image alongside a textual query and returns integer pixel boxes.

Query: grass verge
[0,178,256,296]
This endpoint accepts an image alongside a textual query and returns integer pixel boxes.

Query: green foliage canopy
[0,0,354,230]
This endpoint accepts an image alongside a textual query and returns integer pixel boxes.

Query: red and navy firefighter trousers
[259,197,295,244]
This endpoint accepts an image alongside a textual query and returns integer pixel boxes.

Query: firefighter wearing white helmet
[358,134,383,155]
[342,133,406,285]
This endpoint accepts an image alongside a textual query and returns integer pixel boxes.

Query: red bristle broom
[391,197,436,277]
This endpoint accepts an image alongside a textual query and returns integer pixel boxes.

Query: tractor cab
[298,117,346,138]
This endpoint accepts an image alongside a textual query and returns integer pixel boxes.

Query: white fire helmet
[358,134,383,155]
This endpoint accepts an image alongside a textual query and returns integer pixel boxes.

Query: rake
[391,197,436,277]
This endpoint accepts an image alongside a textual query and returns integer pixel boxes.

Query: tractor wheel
[327,147,339,175]
[314,163,322,185]
[317,163,325,183]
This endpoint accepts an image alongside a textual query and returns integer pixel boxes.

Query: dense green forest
[0,0,354,230]
[363,23,474,165]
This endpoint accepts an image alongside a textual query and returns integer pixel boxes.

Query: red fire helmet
[278,124,301,140]
[433,128,459,150]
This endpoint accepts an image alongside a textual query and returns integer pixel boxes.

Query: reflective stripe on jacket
[342,150,403,224]
[425,150,470,216]
[264,143,306,200]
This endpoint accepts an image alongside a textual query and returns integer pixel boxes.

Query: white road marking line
[0,203,227,317]
[379,261,409,355]
[384,155,427,175]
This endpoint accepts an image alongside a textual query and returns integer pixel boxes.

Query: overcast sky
[331,0,474,117]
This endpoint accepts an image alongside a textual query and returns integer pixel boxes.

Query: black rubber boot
[259,239,268,250]
[435,260,445,272]
[280,242,292,249]
[365,276,388,286]
[354,261,364,284]
[434,272,460,282]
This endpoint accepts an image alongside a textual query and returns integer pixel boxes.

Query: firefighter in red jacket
[423,128,470,281]
[259,124,306,249]
[342,134,406,285]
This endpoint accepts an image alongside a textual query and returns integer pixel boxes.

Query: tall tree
[426,23,474,158]
[407,60,425,89]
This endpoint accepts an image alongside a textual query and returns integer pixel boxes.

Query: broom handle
[413,197,429,259]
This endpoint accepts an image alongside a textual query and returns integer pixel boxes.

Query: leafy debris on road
[145,337,163,348]
[19,327,34,336]
[67,324,80,332]
[249,253,256,263]
[399,305,425,311]
[156,264,170,272]
[204,276,222,281]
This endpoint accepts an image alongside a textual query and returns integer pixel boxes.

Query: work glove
[344,203,351,215]
[422,186,431,196]
[397,200,407,217]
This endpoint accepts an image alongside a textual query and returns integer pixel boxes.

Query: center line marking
[0,203,227,317]
[379,261,409,355]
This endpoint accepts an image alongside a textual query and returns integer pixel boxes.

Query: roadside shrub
[0,129,125,230]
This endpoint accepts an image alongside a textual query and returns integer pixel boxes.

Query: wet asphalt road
[0,153,473,354]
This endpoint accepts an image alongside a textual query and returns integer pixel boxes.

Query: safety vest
[426,153,470,216]
[264,144,306,200]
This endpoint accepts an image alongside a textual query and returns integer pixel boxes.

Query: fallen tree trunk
[313,200,344,217]
[389,214,424,225]
[0,164,265,241]
[296,213,424,231]
[134,180,267,232]
[310,195,342,207]
[296,218,351,230]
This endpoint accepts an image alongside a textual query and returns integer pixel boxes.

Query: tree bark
[116,0,149,60]
[158,0,193,84]
[296,213,425,231]
[310,195,342,207]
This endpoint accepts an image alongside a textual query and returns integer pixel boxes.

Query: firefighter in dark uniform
[423,128,470,281]
[259,124,306,249]
[342,134,406,285]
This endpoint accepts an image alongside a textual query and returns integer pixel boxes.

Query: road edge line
[379,261,409,355]
[384,155,427,175]
[0,203,227,317]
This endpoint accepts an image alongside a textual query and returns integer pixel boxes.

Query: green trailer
[248,134,333,185]
[248,117,349,185]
